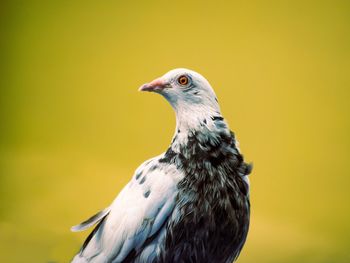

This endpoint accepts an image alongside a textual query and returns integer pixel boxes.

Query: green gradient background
[1,1,349,262]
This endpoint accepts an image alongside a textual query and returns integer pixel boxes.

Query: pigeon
[71,68,252,263]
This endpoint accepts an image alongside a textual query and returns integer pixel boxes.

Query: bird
[71,68,252,263]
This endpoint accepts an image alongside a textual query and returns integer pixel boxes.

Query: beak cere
[139,78,167,92]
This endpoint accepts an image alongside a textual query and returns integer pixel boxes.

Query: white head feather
[140,68,222,132]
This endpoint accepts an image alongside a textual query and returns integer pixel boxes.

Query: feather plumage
[71,208,110,232]
[71,68,251,263]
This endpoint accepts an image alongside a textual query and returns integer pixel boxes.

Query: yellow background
[1,1,349,262]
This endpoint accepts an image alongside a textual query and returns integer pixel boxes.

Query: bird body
[72,69,251,263]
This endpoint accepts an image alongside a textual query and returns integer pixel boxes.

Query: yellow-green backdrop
[1,1,349,262]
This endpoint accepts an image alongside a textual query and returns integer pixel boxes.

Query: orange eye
[177,75,189,86]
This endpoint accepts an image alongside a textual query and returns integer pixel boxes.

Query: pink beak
[139,77,166,92]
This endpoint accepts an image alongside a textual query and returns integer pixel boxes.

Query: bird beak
[139,77,167,92]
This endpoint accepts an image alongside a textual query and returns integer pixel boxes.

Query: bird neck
[174,104,221,131]
[170,108,230,154]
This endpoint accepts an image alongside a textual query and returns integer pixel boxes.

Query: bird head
[140,68,229,150]
[139,69,221,131]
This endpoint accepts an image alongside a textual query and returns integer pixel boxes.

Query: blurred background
[1,0,349,262]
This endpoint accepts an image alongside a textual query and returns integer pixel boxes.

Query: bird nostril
[164,83,172,89]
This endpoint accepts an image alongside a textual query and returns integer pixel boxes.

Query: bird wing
[71,207,110,232]
[72,160,181,263]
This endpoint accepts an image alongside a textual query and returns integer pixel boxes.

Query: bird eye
[177,75,189,86]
